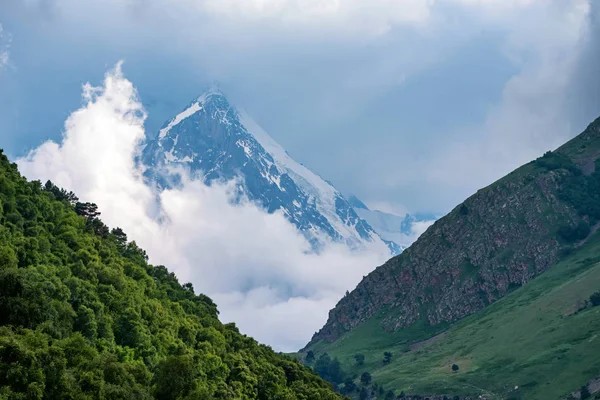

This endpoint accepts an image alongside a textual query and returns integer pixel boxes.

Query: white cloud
[199,0,544,31]
[410,220,435,238]
[0,23,10,69]
[16,62,387,352]
[13,0,545,38]
[372,0,594,207]
[437,0,590,186]
[200,0,433,34]
[5,0,597,216]
[365,200,409,217]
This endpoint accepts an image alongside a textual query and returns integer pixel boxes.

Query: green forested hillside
[0,150,344,400]
[302,117,600,399]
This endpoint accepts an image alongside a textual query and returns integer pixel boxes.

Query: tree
[154,355,199,400]
[558,222,591,243]
[75,202,101,220]
[343,379,356,394]
[313,353,331,381]
[452,364,459,372]
[354,353,365,366]
[386,390,395,400]
[75,305,98,340]
[88,218,110,238]
[581,385,591,399]
[0,151,347,400]
[359,387,369,400]
[360,372,372,385]
[110,227,128,251]
[328,357,345,384]
[43,180,79,205]
[383,352,393,364]
[590,291,600,307]
[74,201,110,237]
[305,350,315,364]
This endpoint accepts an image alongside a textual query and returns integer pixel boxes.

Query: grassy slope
[304,119,600,399]
[308,230,600,399]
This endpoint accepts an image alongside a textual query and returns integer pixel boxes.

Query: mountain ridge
[141,90,402,254]
[307,116,600,346]
[299,116,600,399]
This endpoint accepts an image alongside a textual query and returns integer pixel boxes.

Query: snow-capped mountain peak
[347,196,439,249]
[142,90,402,254]
[158,89,228,140]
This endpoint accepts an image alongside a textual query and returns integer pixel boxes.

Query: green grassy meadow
[307,232,600,399]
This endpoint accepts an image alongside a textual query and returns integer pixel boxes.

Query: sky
[0,0,599,351]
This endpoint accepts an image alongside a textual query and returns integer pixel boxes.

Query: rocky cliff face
[309,117,600,345]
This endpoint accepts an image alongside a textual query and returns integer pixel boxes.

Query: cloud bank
[17,63,387,352]
[2,0,599,213]
[422,0,592,189]
[8,0,539,37]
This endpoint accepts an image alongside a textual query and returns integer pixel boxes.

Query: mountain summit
[142,90,402,254]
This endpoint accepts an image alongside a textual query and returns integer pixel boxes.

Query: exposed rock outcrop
[309,117,600,345]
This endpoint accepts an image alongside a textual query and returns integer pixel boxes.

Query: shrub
[360,371,372,385]
[360,387,369,400]
[534,151,580,174]
[354,353,365,366]
[383,351,393,364]
[343,378,356,394]
[581,385,591,399]
[305,350,315,364]
[590,291,600,307]
[558,222,590,243]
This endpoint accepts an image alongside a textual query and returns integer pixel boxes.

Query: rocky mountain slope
[307,116,600,345]
[300,116,600,399]
[142,90,400,254]
[305,227,600,399]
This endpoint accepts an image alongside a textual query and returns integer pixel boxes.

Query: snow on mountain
[141,89,402,255]
[347,195,438,249]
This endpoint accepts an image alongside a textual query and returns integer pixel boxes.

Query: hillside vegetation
[307,229,600,399]
[0,150,344,400]
[303,117,600,399]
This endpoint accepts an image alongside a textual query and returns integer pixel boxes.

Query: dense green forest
[0,149,344,400]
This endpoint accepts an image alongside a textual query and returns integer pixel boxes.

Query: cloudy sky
[0,0,599,351]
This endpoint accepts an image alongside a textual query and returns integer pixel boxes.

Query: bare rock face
[309,117,600,345]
